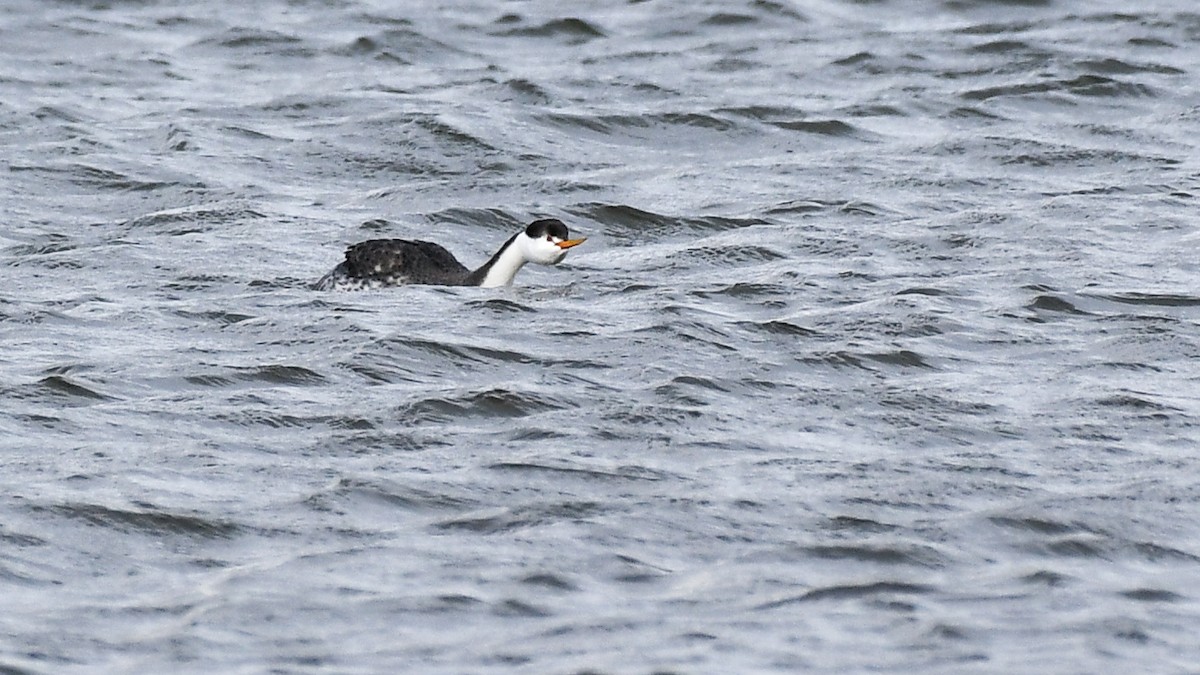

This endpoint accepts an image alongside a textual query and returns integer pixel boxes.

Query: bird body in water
[315,218,585,290]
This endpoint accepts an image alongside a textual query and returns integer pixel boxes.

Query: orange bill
[556,238,587,249]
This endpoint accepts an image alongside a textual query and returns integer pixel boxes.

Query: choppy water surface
[3,0,1200,672]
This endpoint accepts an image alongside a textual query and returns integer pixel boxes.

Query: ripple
[493,598,551,618]
[1092,292,1200,307]
[4,235,85,270]
[567,203,676,229]
[123,203,264,233]
[990,516,1080,535]
[538,111,740,137]
[400,388,567,423]
[632,317,737,353]
[4,2,1200,671]
[670,374,731,392]
[214,410,314,428]
[1021,570,1071,587]
[494,17,606,42]
[702,12,758,26]
[724,105,878,138]
[464,298,536,313]
[433,501,603,534]
[489,460,670,482]
[332,27,472,64]
[719,104,805,121]
[1093,393,1179,412]
[1028,294,1089,315]
[863,349,936,369]
[896,287,952,297]
[235,365,327,386]
[670,244,785,266]
[196,27,303,50]
[390,338,536,365]
[962,74,1155,101]
[490,77,553,105]
[339,354,426,385]
[32,375,115,403]
[520,572,578,591]
[308,477,477,513]
[967,39,1036,55]
[38,503,239,539]
[173,309,256,326]
[771,118,871,138]
[800,543,948,567]
[1120,588,1182,602]
[735,319,818,337]
[600,403,706,428]
[163,274,235,291]
[690,282,785,298]
[9,163,189,192]
[823,515,900,533]
[757,582,934,610]
[799,349,935,371]
[1078,57,1184,76]
[0,528,48,548]
[423,207,520,229]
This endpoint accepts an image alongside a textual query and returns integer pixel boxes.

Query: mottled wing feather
[342,239,471,286]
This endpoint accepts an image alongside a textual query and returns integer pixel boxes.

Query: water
[3,0,1200,672]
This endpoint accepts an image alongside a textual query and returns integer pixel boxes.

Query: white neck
[478,239,529,287]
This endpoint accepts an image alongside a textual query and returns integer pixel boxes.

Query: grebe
[315,218,585,290]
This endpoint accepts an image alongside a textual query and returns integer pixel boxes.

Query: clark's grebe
[315,218,585,290]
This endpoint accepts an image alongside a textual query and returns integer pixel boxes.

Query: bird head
[519,218,586,265]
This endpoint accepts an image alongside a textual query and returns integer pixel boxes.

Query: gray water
[3,0,1200,672]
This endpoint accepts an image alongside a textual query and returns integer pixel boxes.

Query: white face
[519,232,571,265]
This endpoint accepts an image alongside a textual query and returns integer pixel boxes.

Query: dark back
[343,239,472,285]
